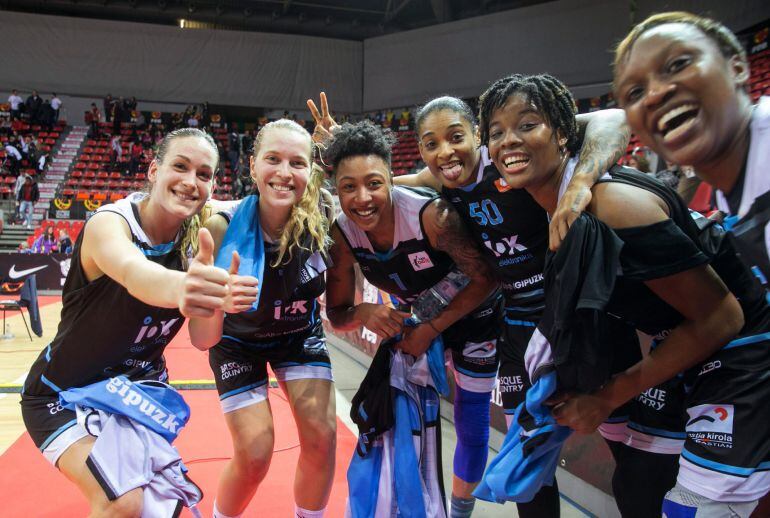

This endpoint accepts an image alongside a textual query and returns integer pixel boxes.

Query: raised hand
[307,91,339,145]
[180,228,229,318]
[223,251,260,313]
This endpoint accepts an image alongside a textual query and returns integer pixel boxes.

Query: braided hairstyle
[478,74,579,155]
[323,120,398,172]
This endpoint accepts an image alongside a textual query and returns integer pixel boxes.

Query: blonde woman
[21,128,250,517]
[198,120,336,518]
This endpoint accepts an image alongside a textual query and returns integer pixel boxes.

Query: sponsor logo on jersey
[686,404,734,448]
[133,317,181,344]
[464,341,497,359]
[637,387,667,410]
[482,234,528,257]
[105,377,182,434]
[220,361,253,380]
[494,178,514,193]
[274,300,309,321]
[408,251,434,271]
[506,273,544,290]
[698,360,722,376]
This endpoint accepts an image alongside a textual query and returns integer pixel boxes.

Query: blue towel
[59,376,190,443]
[214,194,265,312]
[474,370,572,503]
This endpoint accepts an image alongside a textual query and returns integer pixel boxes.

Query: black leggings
[515,480,561,518]
[606,441,679,518]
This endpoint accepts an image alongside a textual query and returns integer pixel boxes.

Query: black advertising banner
[0,253,70,292]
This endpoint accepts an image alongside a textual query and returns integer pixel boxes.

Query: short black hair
[478,74,579,154]
[323,120,397,171]
[415,96,477,134]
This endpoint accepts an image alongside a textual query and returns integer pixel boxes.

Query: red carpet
[0,317,358,516]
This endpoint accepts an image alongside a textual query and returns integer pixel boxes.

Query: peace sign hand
[307,92,339,145]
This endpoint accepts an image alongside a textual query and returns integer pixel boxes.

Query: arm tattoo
[574,118,631,184]
[432,200,494,279]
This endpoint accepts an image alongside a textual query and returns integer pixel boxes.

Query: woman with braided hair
[479,71,770,517]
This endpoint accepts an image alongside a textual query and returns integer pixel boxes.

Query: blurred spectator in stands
[8,90,23,121]
[187,113,200,127]
[50,93,62,123]
[17,175,39,229]
[17,242,31,254]
[112,98,123,135]
[125,96,137,112]
[14,171,26,200]
[110,134,123,172]
[135,110,146,130]
[200,101,210,128]
[33,226,57,254]
[627,153,650,173]
[128,139,143,175]
[141,127,153,150]
[58,229,73,255]
[374,110,384,126]
[385,108,394,127]
[103,94,115,122]
[232,171,244,199]
[400,107,411,123]
[228,124,240,170]
[241,129,254,156]
[25,91,42,124]
[39,100,54,131]
[4,138,22,175]
[37,150,49,175]
[86,103,100,137]
[0,115,11,138]
[283,110,290,119]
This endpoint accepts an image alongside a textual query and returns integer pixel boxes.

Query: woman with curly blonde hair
[198,119,336,518]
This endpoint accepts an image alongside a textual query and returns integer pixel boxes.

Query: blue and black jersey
[335,186,455,307]
[442,147,548,321]
[216,202,329,344]
[24,193,186,399]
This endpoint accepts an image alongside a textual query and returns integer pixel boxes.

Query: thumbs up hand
[223,251,260,313]
[180,228,230,318]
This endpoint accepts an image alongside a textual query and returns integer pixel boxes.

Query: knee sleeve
[453,386,491,483]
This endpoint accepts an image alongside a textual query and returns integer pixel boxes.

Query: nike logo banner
[0,253,70,292]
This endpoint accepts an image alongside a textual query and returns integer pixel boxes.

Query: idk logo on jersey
[408,251,434,271]
[686,404,734,449]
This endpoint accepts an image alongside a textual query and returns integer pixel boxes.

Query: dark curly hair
[323,120,398,172]
[478,74,579,155]
[415,96,477,134]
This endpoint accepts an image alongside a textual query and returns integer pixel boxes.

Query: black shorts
[676,335,770,502]
[441,298,501,393]
[209,321,333,413]
[497,317,538,415]
[20,394,86,466]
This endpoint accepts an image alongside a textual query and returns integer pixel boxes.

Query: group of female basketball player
[20,10,770,518]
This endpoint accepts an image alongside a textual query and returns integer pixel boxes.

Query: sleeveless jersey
[442,147,548,318]
[715,96,770,289]
[596,169,770,341]
[24,193,186,399]
[335,186,455,307]
[217,202,329,343]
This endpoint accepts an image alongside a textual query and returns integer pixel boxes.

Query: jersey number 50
[469,200,503,226]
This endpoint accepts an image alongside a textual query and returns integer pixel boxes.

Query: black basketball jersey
[335,186,455,306]
[24,194,186,398]
[217,203,329,344]
[597,168,770,339]
[442,147,548,317]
